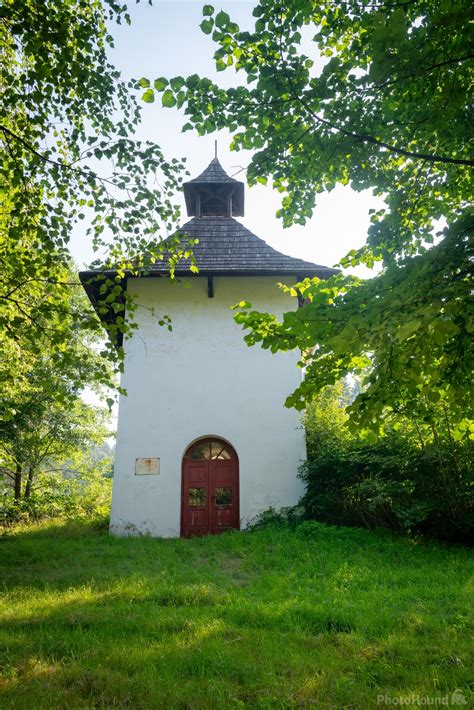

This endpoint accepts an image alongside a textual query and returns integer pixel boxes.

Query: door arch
[181,437,239,537]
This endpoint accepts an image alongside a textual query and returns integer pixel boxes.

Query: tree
[0,387,113,523]
[0,393,109,502]
[0,278,112,502]
[147,0,473,434]
[0,0,189,389]
[0,289,115,522]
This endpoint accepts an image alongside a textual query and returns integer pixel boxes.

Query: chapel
[80,156,336,537]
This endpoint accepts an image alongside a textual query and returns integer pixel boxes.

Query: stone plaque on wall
[135,458,160,475]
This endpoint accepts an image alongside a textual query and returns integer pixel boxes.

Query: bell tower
[183,158,244,217]
[80,154,337,537]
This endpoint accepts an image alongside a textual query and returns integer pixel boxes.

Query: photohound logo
[451,689,468,706]
[377,689,468,706]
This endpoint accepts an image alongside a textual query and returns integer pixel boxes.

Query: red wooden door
[181,438,239,537]
[181,460,209,537]
[209,459,239,534]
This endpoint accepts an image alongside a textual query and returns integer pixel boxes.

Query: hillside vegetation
[1,520,472,708]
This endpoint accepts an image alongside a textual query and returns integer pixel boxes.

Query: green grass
[0,520,472,709]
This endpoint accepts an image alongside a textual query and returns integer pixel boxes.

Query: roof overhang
[79,266,338,349]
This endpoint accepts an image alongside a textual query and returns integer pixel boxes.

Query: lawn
[0,520,472,709]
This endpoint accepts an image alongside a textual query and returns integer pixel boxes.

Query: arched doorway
[181,437,239,537]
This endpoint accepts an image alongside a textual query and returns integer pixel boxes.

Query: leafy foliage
[0,0,187,387]
[248,505,304,531]
[1,455,112,526]
[148,0,473,431]
[0,274,113,510]
[300,385,473,543]
[152,0,472,242]
[235,216,473,434]
[0,386,109,503]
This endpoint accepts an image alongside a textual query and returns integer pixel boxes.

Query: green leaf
[215,10,230,28]
[185,74,200,89]
[141,88,155,103]
[231,300,252,310]
[138,77,150,88]
[363,431,378,445]
[170,76,185,91]
[389,8,406,38]
[202,4,214,15]
[200,19,214,35]
[162,90,177,108]
[153,77,168,91]
[396,320,421,340]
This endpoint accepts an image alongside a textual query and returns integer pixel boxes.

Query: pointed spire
[183,156,245,217]
[187,157,239,185]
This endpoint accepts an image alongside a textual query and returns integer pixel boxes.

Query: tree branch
[274,27,473,168]
[294,95,473,167]
[0,125,118,186]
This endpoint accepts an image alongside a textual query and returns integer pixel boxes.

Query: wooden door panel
[188,464,207,484]
[182,461,209,537]
[187,506,208,536]
[209,460,239,534]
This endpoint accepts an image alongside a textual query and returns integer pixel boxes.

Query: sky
[70,0,382,279]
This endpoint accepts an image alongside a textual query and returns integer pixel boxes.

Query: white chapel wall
[110,275,306,537]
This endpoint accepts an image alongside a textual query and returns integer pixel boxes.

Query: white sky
[69,0,382,279]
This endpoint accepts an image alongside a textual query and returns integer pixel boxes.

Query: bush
[294,520,328,540]
[300,385,473,544]
[1,463,112,527]
[248,505,304,531]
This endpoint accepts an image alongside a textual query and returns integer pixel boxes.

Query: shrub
[248,505,304,531]
[294,520,328,540]
[300,385,473,543]
[1,462,112,527]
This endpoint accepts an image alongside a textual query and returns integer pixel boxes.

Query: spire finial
[214,140,218,160]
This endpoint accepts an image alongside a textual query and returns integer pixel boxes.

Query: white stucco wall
[110,275,306,537]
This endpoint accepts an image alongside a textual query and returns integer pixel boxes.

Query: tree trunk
[14,463,22,501]
[24,468,34,499]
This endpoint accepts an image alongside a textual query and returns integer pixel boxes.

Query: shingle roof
[187,158,241,185]
[149,216,336,277]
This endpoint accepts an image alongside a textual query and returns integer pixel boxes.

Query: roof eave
[79,266,339,349]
